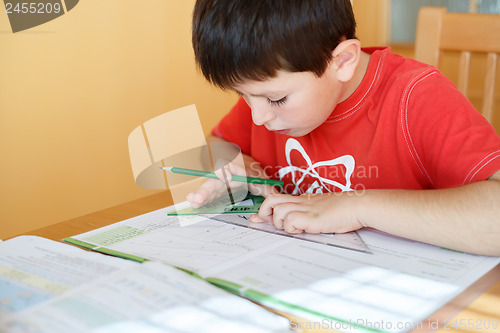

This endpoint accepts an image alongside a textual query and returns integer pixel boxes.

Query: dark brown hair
[192,0,356,89]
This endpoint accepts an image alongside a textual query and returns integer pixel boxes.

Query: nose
[251,104,276,126]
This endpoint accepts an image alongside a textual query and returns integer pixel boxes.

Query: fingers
[253,194,304,223]
[282,213,306,234]
[213,158,231,173]
[249,194,328,234]
[283,212,323,234]
[247,192,363,235]
[248,182,280,198]
[189,158,249,208]
[250,194,307,229]
[214,159,246,181]
[249,201,308,234]
[214,160,280,199]
[271,202,309,230]
[189,156,283,210]
[214,164,232,182]
[186,178,226,208]
[227,160,246,176]
[249,193,286,223]
[214,163,249,194]
[186,191,206,208]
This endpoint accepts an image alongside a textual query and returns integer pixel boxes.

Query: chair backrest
[415,7,500,123]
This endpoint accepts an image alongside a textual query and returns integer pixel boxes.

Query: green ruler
[168,193,265,216]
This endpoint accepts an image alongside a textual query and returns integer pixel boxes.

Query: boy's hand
[186,155,280,208]
[249,193,365,234]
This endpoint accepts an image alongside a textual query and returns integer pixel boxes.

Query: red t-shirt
[213,47,500,194]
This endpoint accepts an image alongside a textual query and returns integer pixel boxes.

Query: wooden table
[19,191,500,333]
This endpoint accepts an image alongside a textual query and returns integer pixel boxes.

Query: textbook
[63,203,500,333]
[0,236,290,333]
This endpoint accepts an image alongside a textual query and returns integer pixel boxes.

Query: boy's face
[232,67,347,137]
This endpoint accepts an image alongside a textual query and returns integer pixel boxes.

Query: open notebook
[0,236,290,333]
[63,202,500,333]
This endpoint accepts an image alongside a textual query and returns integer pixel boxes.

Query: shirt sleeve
[211,97,254,155]
[405,70,500,188]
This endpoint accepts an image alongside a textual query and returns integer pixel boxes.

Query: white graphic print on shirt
[278,138,355,194]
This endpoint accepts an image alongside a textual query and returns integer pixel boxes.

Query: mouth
[270,129,291,135]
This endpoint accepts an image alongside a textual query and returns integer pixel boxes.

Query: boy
[188,0,500,256]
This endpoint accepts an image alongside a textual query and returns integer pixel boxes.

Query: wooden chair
[415,7,500,123]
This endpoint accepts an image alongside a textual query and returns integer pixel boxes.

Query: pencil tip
[160,166,172,172]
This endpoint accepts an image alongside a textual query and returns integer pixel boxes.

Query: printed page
[0,235,137,318]
[66,207,500,333]
[65,207,293,275]
[210,230,500,332]
[4,261,290,333]
[170,195,372,254]
[208,213,371,254]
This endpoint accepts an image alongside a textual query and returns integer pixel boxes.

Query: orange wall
[0,0,237,239]
[353,0,390,46]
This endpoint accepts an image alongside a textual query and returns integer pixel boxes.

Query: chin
[287,129,312,137]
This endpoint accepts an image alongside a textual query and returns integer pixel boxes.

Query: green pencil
[160,166,283,187]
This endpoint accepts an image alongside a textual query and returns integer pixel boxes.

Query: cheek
[289,93,311,114]
[277,103,309,124]
[276,86,334,125]
[314,85,342,117]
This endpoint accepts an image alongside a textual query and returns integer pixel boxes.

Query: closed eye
[267,96,288,107]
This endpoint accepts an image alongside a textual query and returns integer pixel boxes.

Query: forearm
[357,180,500,256]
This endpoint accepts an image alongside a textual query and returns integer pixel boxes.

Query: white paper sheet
[0,235,137,317]
[0,236,291,333]
[65,207,500,333]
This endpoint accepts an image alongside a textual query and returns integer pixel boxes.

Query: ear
[330,39,361,82]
